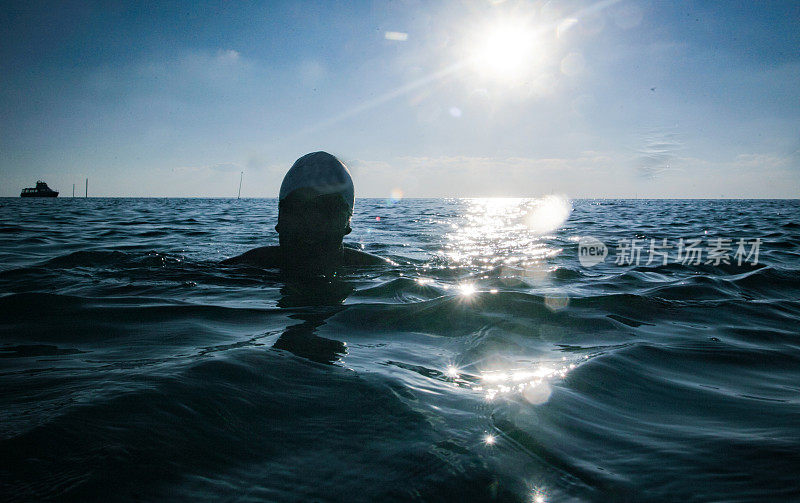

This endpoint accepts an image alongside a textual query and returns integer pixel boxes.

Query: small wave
[0,344,86,358]
[0,224,24,234]
[351,277,444,303]
[41,250,185,268]
[0,292,284,346]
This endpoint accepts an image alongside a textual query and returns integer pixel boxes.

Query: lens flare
[526,195,572,234]
[544,294,569,311]
[522,381,552,405]
[389,188,403,203]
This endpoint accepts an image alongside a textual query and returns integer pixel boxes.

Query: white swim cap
[279,152,354,213]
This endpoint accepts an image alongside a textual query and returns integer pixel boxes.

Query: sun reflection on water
[442,197,570,277]
[471,359,578,404]
[435,355,583,405]
[445,365,461,379]
[458,282,477,296]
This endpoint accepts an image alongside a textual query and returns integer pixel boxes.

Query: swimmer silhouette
[222,152,386,273]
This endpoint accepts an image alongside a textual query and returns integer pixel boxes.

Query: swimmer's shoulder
[221,246,282,267]
[222,245,391,267]
[342,246,392,266]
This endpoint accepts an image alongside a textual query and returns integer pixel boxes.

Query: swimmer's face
[276,192,352,247]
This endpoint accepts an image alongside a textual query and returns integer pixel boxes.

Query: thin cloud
[350,154,620,197]
[636,129,683,179]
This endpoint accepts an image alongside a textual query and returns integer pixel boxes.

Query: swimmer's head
[278,151,354,212]
[276,152,354,252]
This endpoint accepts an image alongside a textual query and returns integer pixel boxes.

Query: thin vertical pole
[85,178,88,198]
[73,183,75,197]
[238,171,243,199]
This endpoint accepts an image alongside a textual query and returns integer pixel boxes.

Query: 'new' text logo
[578,236,608,267]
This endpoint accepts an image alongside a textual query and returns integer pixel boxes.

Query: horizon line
[2,196,799,201]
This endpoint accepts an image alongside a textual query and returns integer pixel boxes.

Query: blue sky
[1,0,798,197]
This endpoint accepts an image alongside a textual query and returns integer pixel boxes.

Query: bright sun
[468,19,542,82]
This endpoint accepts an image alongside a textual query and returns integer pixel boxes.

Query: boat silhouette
[20,180,59,198]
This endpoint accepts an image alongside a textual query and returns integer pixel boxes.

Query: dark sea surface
[1,197,799,502]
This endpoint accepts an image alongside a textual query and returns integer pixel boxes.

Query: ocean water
[1,197,799,502]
